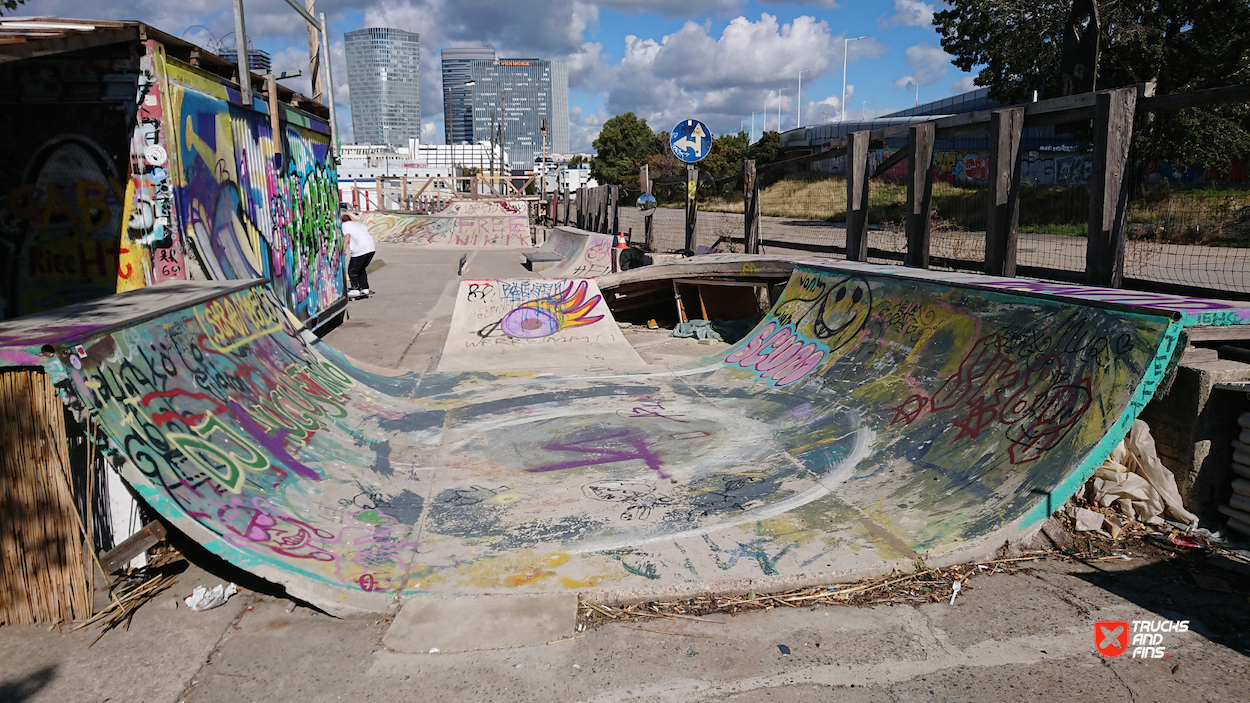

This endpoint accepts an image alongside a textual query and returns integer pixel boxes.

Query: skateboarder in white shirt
[341,214,376,298]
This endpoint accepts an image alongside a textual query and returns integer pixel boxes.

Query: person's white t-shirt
[343,221,376,257]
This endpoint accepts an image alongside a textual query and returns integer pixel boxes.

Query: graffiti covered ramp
[5,265,1184,616]
[438,278,646,373]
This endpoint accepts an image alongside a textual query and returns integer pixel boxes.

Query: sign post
[670,119,711,254]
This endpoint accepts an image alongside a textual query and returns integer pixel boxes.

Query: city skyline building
[344,27,421,148]
[218,47,271,74]
[467,57,569,170]
[441,47,496,147]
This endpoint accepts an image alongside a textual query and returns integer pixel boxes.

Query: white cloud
[951,76,978,94]
[896,44,950,88]
[881,0,935,28]
[421,121,440,142]
[599,15,883,135]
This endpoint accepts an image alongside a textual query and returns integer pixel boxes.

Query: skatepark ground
[1,241,1247,703]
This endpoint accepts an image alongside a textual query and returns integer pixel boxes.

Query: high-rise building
[463,58,569,170]
[344,27,421,148]
[218,47,272,74]
[441,47,496,146]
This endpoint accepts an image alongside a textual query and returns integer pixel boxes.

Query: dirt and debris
[577,497,1250,632]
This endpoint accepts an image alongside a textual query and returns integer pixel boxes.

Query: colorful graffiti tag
[439,278,643,372]
[500,279,604,338]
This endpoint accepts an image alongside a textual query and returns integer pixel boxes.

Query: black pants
[348,252,374,290]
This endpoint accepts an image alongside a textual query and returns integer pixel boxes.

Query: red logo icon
[1096,621,1129,657]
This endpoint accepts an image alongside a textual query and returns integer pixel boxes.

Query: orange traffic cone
[615,232,628,249]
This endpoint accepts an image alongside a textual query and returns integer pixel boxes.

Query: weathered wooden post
[375,177,384,209]
[401,176,409,211]
[640,164,654,250]
[610,185,620,236]
[905,123,936,268]
[985,107,1025,276]
[744,159,761,254]
[845,130,871,261]
[1086,86,1137,288]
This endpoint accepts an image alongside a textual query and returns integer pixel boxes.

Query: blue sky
[16,0,977,151]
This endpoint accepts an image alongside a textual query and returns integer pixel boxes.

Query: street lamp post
[842,36,865,123]
[798,68,811,128]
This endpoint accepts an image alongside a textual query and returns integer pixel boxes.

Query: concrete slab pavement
[5,552,1238,702]
[383,593,577,654]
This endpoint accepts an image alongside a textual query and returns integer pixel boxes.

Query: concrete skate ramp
[533,227,615,277]
[5,262,1213,616]
[438,279,645,373]
[361,202,530,248]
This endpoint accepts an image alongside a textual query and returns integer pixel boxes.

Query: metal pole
[798,69,809,128]
[842,36,865,124]
[319,12,338,162]
[231,0,252,108]
[684,164,697,253]
[304,0,322,101]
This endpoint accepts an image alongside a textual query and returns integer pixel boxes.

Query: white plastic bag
[184,583,239,612]
[1088,420,1198,527]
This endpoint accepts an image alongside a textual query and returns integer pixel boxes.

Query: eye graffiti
[500,280,604,339]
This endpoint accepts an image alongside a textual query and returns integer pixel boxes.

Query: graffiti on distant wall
[361,202,529,247]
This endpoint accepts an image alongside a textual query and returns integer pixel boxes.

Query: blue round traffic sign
[670,119,711,163]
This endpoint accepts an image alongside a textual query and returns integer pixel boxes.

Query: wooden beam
[845,131,871,262]
[870,147,908,180]
[99,520,167,575]
[1086,87,1137,287]
[985,107,1025,277]
[904,122,935,269]
[1139,83,1250,113]
[744,160,761,255]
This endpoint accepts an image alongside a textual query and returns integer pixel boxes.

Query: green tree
[701,130,749,179]
[567,154,588,168]
[1,0,27,15]
[591,112,655,186]
[934,0,1250,166]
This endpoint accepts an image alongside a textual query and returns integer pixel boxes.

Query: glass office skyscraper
[344,27,420,147]
[441,47,496,146]
[466,58,569,170]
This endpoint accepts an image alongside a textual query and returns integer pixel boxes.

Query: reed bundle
[0,369,94,625]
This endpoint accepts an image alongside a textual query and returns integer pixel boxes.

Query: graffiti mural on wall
[167,62,344,321]
[0,52,135,319]
[119,40,185,290]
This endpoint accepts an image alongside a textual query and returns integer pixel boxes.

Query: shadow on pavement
[0,665,55,702]
[1070,552,1250,657]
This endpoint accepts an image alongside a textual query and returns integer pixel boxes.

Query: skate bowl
[360,201,531,248]
[7,258,1248,616]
